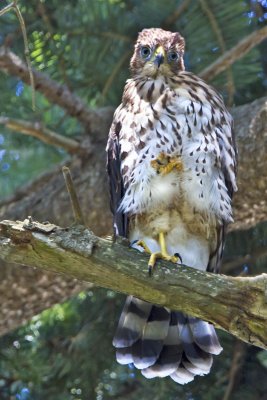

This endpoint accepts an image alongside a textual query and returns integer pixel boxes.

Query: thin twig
[13,2,35,110]
[37,1,72,89]
[62,166,85,225]
[37,0,54,33]
[0,1,35,110]
[0,2,14,16]
[222,341,247,400]
[67,30,132,43]
[0,47,97,131]
[100,31,132,42]
[102,50,131,99]
[0,117,83,154]
[199,25,267,81]
[222,247,267,273]
[162,0,192,28]
[199,0,235,105]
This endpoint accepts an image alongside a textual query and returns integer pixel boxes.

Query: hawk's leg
[151,152,183,175]
[137,233,182,276]
[136,240,152,254]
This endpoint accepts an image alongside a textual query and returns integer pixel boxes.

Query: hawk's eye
[140,46,151,59]
[168,51,179,62]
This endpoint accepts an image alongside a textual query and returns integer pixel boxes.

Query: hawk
[106,28,237,384]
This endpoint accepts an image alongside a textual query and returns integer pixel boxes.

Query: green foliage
[257,350,267,369]
[0,286,267,400]
[0,131,65,198]
[0,290,118,399]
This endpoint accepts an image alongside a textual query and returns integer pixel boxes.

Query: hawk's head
[130,28,185,78]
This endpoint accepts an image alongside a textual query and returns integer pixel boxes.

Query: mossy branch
[0,219,266,349]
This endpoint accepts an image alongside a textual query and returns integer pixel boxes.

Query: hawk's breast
[118,74,233,222]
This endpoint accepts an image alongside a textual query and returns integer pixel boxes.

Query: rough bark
[231,97,267,230]
[0,219,266,349]
[0,97,266,337]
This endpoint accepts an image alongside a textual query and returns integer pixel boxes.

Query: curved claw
[134,234,182,276]
[174,252,183,264]
[148,251,180,275]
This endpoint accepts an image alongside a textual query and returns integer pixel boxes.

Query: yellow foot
[151,152,183,175]
[135,234,182,276]
[136,240,152,254]
[148,251,181,276]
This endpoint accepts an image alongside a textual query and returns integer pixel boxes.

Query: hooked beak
[153,46,165,68]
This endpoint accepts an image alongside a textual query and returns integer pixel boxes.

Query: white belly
[130,219,210,271]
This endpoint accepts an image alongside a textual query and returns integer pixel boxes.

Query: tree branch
[102,50,131,99]
[0,116,84,154]
[223,246,267,274]
[0,219,266,349]
[12,1,36,110]
[199,0,235,104]
[162,0,192,28]
[1,1,35,109]
[222,340,247,400]
[0,2,14,16]
[0,47,97,131]
[62,166,85,224]
[199,25,267,81]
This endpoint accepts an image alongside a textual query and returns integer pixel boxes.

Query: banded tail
[113,296,222,384]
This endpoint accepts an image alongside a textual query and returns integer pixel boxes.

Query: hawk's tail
[113,296,222,384]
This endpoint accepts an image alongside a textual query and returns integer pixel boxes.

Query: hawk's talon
[136,240,152,254]
[174,252,183,264]
[148,249,180,276]
[148,251,161,276]
[151,152,183,175]
[136,234,181,276]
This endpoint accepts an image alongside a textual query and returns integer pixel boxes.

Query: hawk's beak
[154,46,165,68]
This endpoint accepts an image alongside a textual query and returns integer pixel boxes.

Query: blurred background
[0,0,266,399]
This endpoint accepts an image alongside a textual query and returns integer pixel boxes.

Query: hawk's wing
[106,116,128,238]
[207,118,237,273]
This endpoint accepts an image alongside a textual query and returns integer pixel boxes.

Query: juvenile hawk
[106,28,237,384]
